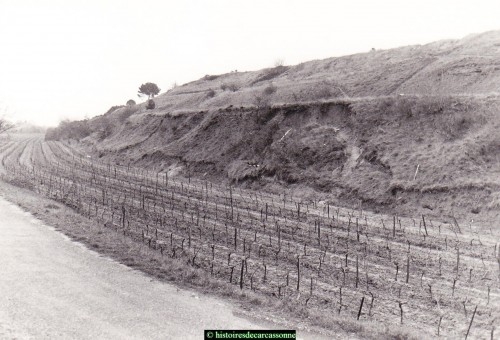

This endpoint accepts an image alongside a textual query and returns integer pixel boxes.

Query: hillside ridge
[46,30,500,225]
[143,30,500,114]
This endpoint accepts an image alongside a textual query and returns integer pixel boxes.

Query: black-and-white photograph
[0,0,499,339]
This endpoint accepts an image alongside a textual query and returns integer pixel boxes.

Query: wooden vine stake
[398,301,406,325]
[465,305,477,339]
[495,242,500,281]
[393,216,396,238]
[406,253,410,284]
[239,259,245,290]
[296,255,301,291]
[437,314,444,336]
[356,255,359,288]
[422,214,428,236]
[338,287,347,314]
[357,296,365,320]
[368,292,375,317]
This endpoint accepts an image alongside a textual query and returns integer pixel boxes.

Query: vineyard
[1,135,499,339]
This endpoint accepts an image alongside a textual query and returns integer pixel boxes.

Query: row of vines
[1,137,498,338]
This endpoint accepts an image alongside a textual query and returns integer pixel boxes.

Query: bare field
[1,136,499,339]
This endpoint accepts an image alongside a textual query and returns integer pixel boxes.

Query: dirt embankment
[55,95,500,227]
[45,30,500,226]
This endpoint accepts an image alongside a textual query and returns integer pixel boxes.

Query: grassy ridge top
[147,30,500,114]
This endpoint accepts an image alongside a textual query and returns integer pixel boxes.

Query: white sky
[0,0,499,127]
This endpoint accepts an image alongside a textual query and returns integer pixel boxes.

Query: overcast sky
[0,0,499,127]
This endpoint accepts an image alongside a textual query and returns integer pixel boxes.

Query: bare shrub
[274,58,285,67]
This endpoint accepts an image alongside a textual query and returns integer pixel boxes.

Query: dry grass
[112,31,500,114]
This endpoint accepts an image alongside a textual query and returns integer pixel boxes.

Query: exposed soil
[53,96,500,229]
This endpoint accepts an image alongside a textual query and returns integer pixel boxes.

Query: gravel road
[0,196,322,339]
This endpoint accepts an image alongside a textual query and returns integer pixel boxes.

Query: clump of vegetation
[146,99,156,110]
[138,82,160,110]
[254,84,278,109]
[119,105,140,123]
[0,118,14,134]
[252,65,289,84]
[390,96,441,118]
[227,83,239,92]
[263,84,277,96]
[220,83,239,92]
[205,88,216,98]
[95,116,114,140]
[105,105,125,115]
[203,74,219,81]
[45,119,92,141]
[126,99,136,106]
[350,95,474,119]
[312,84,333,100]
[253,95,270,109]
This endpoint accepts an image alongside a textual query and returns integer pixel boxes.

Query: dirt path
[0,196,322,339]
